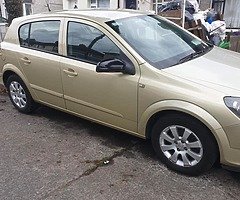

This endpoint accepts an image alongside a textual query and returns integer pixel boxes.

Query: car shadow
[33,105,146,150]
[33,105,240,179]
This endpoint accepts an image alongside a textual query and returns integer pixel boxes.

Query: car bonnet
[162,47,240,93]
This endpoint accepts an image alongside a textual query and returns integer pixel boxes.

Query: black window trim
[17,19,136,72]
[18,20,61,56]
[66,20,134,68]
[66,21,105,65]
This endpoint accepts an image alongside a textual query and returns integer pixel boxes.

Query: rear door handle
[20,57,31,64]
[63,69,78,77]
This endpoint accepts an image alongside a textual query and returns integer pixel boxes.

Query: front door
[60,19,140,132]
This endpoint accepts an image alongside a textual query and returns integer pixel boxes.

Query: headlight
[224,97,240,118]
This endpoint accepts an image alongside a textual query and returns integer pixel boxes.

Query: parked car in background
[0,10,240,175]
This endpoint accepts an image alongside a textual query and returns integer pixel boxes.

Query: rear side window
[19,21,60,54]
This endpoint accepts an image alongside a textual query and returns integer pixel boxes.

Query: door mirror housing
[96,59,135,75]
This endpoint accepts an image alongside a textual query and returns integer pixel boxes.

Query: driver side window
[67,21,121,64]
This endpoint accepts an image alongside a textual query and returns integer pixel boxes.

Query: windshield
[106,15,212,69]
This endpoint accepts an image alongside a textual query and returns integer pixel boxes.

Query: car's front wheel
[151,113,218,176]
[6,74,37,113]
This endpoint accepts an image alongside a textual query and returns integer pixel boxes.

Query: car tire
[151,113,218,176]
[6,74,38,113]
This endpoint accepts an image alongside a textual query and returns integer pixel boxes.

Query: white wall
[32,0,63,14]
[63,0,110,9]
[110,0,118,9]
[138,0,152,11]
[62,0,153,10]
[78,0,88,9]
[118,0,152,11]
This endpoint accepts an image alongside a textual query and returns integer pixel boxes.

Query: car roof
[16,9,152,24]
[60,9,149,21]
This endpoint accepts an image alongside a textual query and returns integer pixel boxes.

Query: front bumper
[224,123,240,149]
[215,126,240,170]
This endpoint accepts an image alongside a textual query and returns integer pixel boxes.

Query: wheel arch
[139,100,222,137]
[2,64,37,99]
[139,100,223,156]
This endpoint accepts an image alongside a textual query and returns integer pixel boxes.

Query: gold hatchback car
[0,10,240,175]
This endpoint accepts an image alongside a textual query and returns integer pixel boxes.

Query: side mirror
[96,59,135,75]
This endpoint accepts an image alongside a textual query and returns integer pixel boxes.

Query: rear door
[17,19,65,108]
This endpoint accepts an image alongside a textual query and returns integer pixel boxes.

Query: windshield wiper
[178,50,204,64]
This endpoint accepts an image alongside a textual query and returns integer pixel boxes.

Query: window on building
[23,0,33,15]
[67,21,120,64]
[19,21,60,54]
[24,3,32,15]
[212,0,226,14]
[89,0,110,8]
[0,1,8,19]
[125,0,137,9]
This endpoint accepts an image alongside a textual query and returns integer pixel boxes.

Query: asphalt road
[0,93,240,200]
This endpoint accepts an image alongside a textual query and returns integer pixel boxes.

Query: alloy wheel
[159,125,203,167]
[9,81,27,108]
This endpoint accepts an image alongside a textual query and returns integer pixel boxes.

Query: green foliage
[4,0,23,24]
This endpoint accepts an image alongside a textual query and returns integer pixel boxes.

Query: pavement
[0,92,240,200]
[0,84,5,94]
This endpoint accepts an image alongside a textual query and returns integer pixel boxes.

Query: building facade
[0,0,63,19]
[62,0,153,11]
[0,0,238,28]
[31,0,63,14]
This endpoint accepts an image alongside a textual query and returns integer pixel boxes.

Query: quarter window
[67,21,120,64]
[19,23,30,46]
[19,21,60,54]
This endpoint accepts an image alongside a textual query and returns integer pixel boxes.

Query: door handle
[63,69,78,77]
[20,57,31,64]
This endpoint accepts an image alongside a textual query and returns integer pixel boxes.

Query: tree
[4,0,23,24]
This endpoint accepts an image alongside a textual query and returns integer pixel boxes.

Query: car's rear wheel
[6,75,37,113]
[151,113,218,176]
